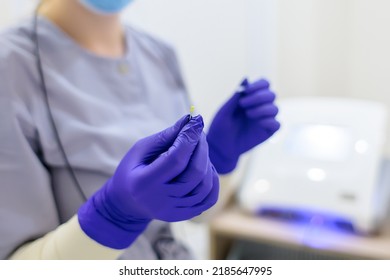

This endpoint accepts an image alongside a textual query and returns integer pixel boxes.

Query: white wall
[245,0,279,81]
[347,0,390,106]
[273,0,390,155]
[0,0,37,27]
[275,0,349,98]
[347,0,390,156]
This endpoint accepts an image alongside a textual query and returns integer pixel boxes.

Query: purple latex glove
[78,115,219,249]
[207,78,280,174]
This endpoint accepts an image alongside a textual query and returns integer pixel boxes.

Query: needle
[190,105,195,119]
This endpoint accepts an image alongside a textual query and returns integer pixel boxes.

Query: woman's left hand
[207,78,281,174]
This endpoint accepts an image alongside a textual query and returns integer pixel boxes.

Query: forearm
[9,216,124,260]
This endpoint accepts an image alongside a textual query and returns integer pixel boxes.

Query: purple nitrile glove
[78,115,219,249]
[207,78,281,174]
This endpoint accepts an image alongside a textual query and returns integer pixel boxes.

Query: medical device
[238,97,389,234]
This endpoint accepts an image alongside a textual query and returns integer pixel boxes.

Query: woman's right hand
[78,115,219,249]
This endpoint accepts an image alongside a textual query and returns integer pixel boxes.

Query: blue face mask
[79,0,134,15]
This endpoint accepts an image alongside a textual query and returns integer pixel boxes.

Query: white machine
[238,97,389,234]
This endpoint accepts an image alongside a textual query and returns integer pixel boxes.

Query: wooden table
[209,207,390,260]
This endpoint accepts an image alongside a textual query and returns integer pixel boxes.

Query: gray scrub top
[0,16,192,260]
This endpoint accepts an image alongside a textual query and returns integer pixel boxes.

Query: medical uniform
[0,16,194,259]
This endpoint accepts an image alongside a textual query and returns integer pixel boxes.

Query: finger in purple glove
[245,103,279,119]
[78,115,220,249]
[239,90,277,108]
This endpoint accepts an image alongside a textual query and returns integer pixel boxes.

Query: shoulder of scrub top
[0,20,37,95]
[0,19,42,126]
[0,19,36,61]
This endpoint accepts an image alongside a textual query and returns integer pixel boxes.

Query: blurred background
[2,0,390,260]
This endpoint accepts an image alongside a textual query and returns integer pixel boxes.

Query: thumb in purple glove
[78,115,219,249]
[207,78,280,174]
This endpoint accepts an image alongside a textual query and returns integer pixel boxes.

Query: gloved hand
[78,115,219,249]
[207,78,280,174]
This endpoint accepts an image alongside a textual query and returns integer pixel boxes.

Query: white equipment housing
[238,97,389,234]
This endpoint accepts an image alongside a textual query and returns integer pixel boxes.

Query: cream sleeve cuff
[10,215,124,260]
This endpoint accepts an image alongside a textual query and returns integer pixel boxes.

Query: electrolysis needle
[190,105,195,119]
